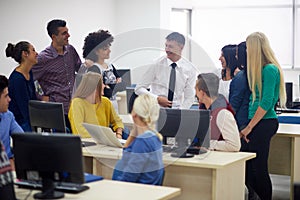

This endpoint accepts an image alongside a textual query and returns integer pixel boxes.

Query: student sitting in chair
[195,73,241,152]
[69,72,124,138]
[112,94,164,185]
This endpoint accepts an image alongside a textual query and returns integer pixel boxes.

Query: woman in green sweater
[240,32,286,200]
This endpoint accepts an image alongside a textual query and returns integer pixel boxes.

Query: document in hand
[82,123,126,148]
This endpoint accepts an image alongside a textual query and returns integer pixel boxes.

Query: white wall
[0,0,116,76]
[1,0,299,99]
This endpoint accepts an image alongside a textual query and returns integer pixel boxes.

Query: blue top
[229,70,251,130]
[112,131,164,185]
[249,64,280,119]
[0,111,24,158]
[8,70,37,131]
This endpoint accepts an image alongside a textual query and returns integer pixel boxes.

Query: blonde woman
[112,94,164,185]
[240,32,286,200]
[68,72,124,138]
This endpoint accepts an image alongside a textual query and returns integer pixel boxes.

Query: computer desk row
[82,139,255,200]
[15,178,181,200]
[119,113,300,200]
[269,121,300,200]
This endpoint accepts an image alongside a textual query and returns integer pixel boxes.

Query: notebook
[82,123,126,148]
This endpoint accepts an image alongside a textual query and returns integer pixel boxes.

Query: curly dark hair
[82,30,114,62]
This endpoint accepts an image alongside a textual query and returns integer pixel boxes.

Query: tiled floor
[245,174,290,200]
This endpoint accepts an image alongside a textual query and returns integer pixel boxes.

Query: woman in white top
[81,30,121,100]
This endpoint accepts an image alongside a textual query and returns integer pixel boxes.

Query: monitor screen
[113,69,131,95]
[29,100,66,133]
[157,108,210,157]
[12,133,85,199]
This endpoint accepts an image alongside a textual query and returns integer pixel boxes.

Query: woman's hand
[240,125,252,143]
[116,128,123,139]
[116,77,122,83]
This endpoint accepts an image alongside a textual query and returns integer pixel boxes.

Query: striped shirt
[32,44,81,113]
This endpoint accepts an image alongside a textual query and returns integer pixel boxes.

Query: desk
[15,179,181,200]
[119,114,133,130]
[82,141,255,200]
[277,112,300,124]
[269,123,300,200]
[116,91,127,114]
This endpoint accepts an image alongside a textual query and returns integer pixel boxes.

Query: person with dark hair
[229,41,251,131]
[135,32,196,109]
[5,41,38,131]
[218,44,238,100]
[80,29,121,101]
[0,75,24,168]
[32,19,82,132]
[195,73,241,152]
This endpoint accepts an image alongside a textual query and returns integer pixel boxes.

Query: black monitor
[157,108,210,158]
[12,133,85,199]
[113,69,131,95]
[29,100,66,133]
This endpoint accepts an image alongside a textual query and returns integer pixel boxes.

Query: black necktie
[168,63,177,106]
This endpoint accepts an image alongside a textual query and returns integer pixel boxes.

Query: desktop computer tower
[285,82,293,108]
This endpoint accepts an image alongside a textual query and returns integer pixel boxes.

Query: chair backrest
[28,100,66,133]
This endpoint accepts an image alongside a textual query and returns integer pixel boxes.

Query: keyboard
[162,145,175,152]
[15,180,89,194]
[276,108,300,114]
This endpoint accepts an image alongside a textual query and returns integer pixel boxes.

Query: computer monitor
[29,100,66,133]
[157,108,210,158]
[113,69,131,95]
[12,132,85,199]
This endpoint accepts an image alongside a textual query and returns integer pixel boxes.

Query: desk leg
[291,137,300,200]
[163,161,246,200]
[213,161,246,200]
[90,157,116,179]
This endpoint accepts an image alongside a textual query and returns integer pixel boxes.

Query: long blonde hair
[132,94,162,141]
[73,72,103,104]
[246,32,286,107]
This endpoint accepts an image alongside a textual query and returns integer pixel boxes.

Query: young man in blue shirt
[0,75,23,167]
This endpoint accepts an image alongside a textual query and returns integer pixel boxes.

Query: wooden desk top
[277,123,300,137]
[15,179,181,200]
[82,139,256,169]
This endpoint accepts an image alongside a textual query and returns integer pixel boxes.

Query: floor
[245,174,290,200]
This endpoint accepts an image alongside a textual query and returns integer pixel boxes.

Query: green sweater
[249,64,280,119]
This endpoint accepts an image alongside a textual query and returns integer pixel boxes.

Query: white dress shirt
[135,56,197,109]
[210,109,241,152]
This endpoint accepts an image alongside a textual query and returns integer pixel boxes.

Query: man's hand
[157,96,172,107]
[41,96,49,102]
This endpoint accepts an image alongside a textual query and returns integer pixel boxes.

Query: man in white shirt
[195,73,241,152]
[135,32,196,109]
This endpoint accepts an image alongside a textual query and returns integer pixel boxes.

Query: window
[190,0,297,69]
[170,8,192,60]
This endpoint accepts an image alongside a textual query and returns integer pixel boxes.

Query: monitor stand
[171,151,194,158]
[34,172,64,199]
[171,139,194,158]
